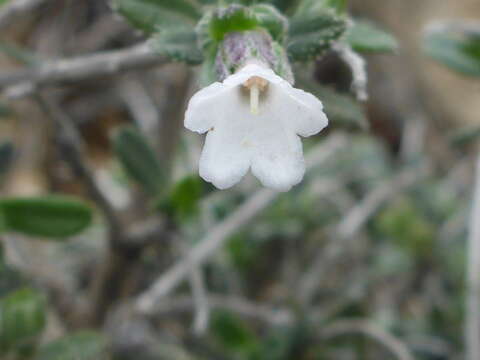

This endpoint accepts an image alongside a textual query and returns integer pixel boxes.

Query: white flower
[185,63,328,192]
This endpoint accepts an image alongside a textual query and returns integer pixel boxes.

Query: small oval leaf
[112,0,201,34]
[151,26,204,65]
[346,20,398,53]
[113,126,165,196]
[0,196,93,239]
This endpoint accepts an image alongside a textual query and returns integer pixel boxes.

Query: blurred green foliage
[288,10,346,61]
[0,281,106,360]
[377,197,435,257]
[0,288,46,357]
[151,26,204,65]
[35,332,108,360]
[297,78,368,129]
[165,175,203,221]
[450,124,480,147]
[424,24,480,77]
[211,310,258,356]
[347,20,398,53]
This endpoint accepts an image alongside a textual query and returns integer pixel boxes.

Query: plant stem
[467,153,480,360]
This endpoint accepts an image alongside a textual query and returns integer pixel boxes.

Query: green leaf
[0,141,13,175]
[209,5,259,43]
[268,0,301,13]
[211,311,259,354]
[0,207,5,234]
[199,45,218,86]
[165,175,203,220]
[346,20,398,53]
[251,4,288,42]
[316,87,368,129]
[197,4,277,51]
[424,24,480,77]
[36,331,108,360]
[288,11,346,61]
[151,26,203,65]
[325,0,348,13]
[0,196,93,238]
[0,288,46,354]
[297,77,368,129]
[295,0,346,16]
[112,0,201,34]
[113,126,165,196]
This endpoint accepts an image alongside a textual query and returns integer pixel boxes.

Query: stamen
[243,76,268,115]
[250,84,259,115]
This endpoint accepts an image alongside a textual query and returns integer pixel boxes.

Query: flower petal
[185,61,329,191]
[278,83,329,137]
[199,111,253,190]
[251,114,305,192]
[185,82,230,134]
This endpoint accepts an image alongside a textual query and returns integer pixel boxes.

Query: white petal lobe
[279,83,329,137]
[251,112,306,192]
[198,108,253,189]
[185,82,227,134]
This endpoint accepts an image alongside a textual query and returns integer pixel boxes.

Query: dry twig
[0,0,50,30]
[2,43,165,98]
[322,319,414,360]
[466,154,480,360]
[149,294,293,326]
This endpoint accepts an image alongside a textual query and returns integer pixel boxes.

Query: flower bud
[216,30,294,84]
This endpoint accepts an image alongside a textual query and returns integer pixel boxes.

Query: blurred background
[0,0,479,359]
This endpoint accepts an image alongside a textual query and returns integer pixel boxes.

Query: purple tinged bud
[215,30,292,83]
